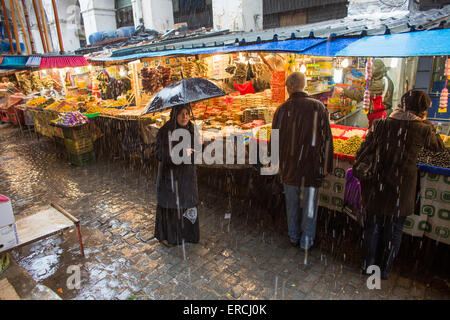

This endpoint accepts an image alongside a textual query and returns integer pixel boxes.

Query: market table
[1,203,85,257]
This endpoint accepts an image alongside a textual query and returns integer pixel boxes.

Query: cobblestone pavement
[0,124,449,300]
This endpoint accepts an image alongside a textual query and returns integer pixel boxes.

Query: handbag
[352,119,385,181]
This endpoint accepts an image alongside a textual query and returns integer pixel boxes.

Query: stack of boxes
[0,195,19,253]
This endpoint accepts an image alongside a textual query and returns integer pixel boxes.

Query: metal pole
[21,0,36,53]
[37,0,51,52]
[8,0,21,54]
[0,0,15,53]
[51,0,63,52]
[13,0,31,54]
[32,0,46,52]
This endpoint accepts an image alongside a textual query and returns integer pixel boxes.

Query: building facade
[1,0,449,53]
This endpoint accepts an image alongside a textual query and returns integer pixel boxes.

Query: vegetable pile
[55,111,88,127]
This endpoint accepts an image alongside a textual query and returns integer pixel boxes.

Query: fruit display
[158,66,172,87]
[43,101,61,110]
[27,96,47,107]
[342,129,367,138]
[54,111,88,126]
[182,61,196,78]
[85,105,104,114]
[141,67,162,94]
[333,135,364,156]
[271,71,285,103]
[58,102,79,113]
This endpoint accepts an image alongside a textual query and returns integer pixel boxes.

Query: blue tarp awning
[91,38,328,62]
[0,56,30,69]
[302,38,360,56]
[335,29,450,57]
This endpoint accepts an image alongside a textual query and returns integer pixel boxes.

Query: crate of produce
[64,137,94,155]
[61,124,91,140]
[330,124,368,140]
[68,150,96,166]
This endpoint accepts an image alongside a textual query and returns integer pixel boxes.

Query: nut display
[417,148,450,169]
[333,135,364,156]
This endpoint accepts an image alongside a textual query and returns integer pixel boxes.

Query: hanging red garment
[234,80,255,95]
[367,95,387,128]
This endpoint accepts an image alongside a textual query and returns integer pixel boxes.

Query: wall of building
[212,0,263,31]
[347,0,410,16]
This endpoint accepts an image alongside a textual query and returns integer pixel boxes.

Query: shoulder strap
[382,77,388,100]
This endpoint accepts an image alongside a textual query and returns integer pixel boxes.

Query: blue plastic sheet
[336,29,450,57]
[93,38,327,62]
[0,55,29,69]
[302,38,360,57]
[418,164,450,177]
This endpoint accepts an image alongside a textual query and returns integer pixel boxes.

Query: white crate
[0,196,15,228]
[0,223,19,253]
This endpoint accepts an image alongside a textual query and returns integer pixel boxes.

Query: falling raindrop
[274,276,278,299]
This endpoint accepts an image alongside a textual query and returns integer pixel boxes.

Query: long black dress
[154,106,200,245]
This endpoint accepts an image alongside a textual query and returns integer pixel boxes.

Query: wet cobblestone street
[0,124,449,300]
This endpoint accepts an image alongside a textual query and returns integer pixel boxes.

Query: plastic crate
[7,108,24,125]
[62,124,90,140]
[68,150,96,166]
[64,137,94,155]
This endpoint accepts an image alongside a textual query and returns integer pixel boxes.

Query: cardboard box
[0,195,15,228]
[0,223,19,253]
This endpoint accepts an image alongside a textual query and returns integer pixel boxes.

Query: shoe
[161,240,176,247]
[290,239,299,247]
[300,244,315,252]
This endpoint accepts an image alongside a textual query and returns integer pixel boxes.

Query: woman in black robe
[154,104,200,247]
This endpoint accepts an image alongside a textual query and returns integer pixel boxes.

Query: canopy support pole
[32,0,47,53]
[0,0,15,54]
[21,0,36,53]
[8,0,21,54]
[38,0,51,52]
[13,0,32,54]
[51,0,64,52]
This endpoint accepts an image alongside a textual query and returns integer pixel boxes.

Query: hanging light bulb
[333,69,343,83]
[341,59,349,68]
[119,68,126,77]
[300,64,307,73]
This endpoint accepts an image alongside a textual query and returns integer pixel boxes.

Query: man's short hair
[286,72,306,91]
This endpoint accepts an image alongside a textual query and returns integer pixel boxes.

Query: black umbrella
[144,77,226,114]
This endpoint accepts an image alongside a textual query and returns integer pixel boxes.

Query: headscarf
[167,104,194,133]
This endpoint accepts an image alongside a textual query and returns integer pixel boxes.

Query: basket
[64,137,94,155]
[68,150,96,166]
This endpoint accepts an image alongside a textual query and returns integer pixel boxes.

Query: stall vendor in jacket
[334,59,394,128]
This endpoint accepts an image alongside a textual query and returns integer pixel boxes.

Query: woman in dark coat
[154,104,200,247]
[358,89,445,279]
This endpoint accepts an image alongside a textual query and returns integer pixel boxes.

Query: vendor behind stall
[0,77,13,90]
[335,59,394,128]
